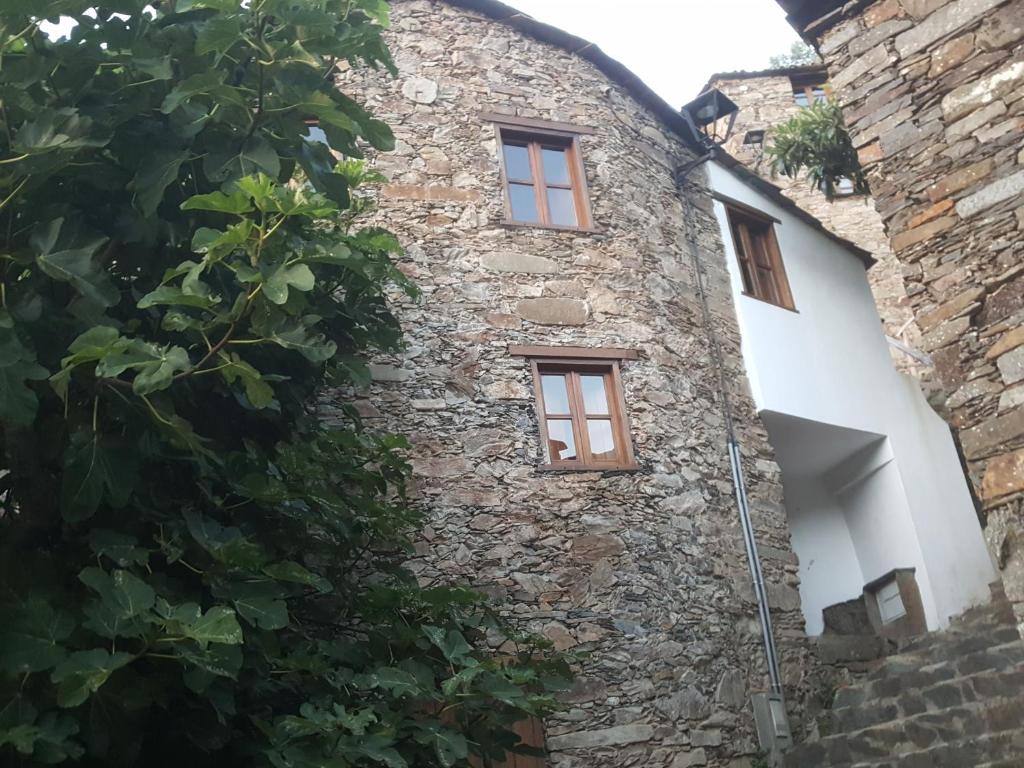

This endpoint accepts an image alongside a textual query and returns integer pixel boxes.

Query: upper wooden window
[497,126,592,230]
[726,205,795,310]
[790,75,830,107]
[511,347,637,471]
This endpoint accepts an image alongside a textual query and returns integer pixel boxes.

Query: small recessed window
[875,579,907,624]
[497,126,592,230]
[726,205,795,310]
[512,346,637,470]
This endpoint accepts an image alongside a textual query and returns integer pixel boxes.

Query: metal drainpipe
[673,150,785,700]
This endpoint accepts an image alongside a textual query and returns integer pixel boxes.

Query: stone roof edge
[421,0,705,154]
[404,0,876,270]
[711,151,877,269]
[772,0,861,41]
[700,63,828,96]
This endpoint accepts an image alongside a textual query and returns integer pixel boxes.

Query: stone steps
[785,592,1024,767]
[821,662,1024,735]
[791,696,1022,766]
[847,729,1024,768]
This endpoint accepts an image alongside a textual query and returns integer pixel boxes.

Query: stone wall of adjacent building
[798,0,1024,625]
[330,1,823,765]
[710,72,924,372]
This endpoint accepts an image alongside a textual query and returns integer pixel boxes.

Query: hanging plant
[765,98,870,200]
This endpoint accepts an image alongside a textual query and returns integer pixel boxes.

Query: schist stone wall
[331,1,816,765]
[709,71,924,370]
[798,0,1024,623]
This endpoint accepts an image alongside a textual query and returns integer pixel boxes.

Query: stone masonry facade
[709,70,925,371]
[331,1,822,765]
[795,0,1024,625]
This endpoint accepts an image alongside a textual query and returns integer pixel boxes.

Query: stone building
[771,0,1024,626]
[335,4,806,765]
[328,0,1017,765]
[705,66,925,370]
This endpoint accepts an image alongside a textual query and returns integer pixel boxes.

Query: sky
[499,0,803,107]
[42,1,803,108]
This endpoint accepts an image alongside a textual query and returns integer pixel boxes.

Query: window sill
[741,292,799,314]
[537,462,640,472]
[500,219,603,235]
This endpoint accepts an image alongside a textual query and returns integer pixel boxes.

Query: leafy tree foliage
[764,98,870,200]
[767,41,820,69]
[0,1,569,765]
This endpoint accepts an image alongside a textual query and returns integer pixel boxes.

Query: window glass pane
[503,143,532,181]
[751,231,774,268]
[541,374,570,414]
[509,183,539,223]
[793,91,809,107]
[304,125,329,146]
[587,420,616,461]
[541,147,570,185]
[546,187,577,226]
[580,375,610,415]
[756,267,780,304]
[738,260,756,295]
[546,419,577,462]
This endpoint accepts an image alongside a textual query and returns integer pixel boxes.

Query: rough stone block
[898,0,948,18]
[927,158,995,201]
[986,326,1024,360]
[866,0,907,26]
[997,345,1024,385]
[479,252,558,274]
[946,100,1007,141]
[918,287,985,330]
[671,748,708,767]
[895,0,1006,58]
[401,76,438,104]
[547,724,655,750]
[956,168,1024,218]
[369,363,412,382]
[832,44,894,91]
[974,116,1023,143]
[941,60,1024,122]
[929,32,976,77]
[921,316,971,351]
[908,198,955,228]
[411,398,447,411]
[1000,384,1024,411]
[515,297,588,325]
[961,406,1024,458]
[821,17,866,55]
[382,184,482,203]
[976,0,1024,50]
[570,534,625,562]
[817,635,885,663]
[890,216,958,253]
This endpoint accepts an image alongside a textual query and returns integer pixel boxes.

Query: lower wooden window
[470,718,547,768]
[527,357,635,470]
[726,205,795,310]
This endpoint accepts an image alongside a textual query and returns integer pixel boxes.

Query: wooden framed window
[510,347,636,470]
[790,75,830,107]
[495,123,592,231]
[470,718,546,768]
[726,205,795,310]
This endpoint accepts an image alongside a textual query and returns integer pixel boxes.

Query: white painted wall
[707,161,996,630]
[781,471,864,635]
